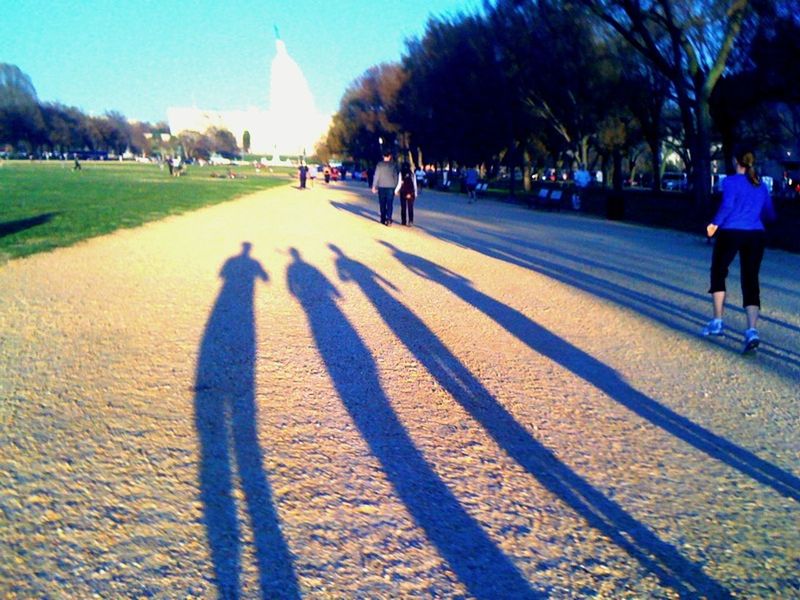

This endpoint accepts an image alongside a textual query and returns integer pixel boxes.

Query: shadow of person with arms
[423,225,800,374]
[194,242,300,599]
[334,243,729,598]
[0,212,58,238]
[286,247,537,599]
[379,241,800,504]
[329,200,377,222]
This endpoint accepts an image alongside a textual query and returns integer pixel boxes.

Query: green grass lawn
[0,160,292,261]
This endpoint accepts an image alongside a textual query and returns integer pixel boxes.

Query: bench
[532,187,563,210]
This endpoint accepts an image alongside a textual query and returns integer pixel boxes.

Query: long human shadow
[380,241,800,507]
[286,247,537,599]
[420,225,800,374]
[0,212,58,238]
[331,194,797,323]
[485,228,800,337]
[194,242,300,599]
[330,199,380,223]
[331,244,730,598]
[331,195,799,360]
[330,196,708,327]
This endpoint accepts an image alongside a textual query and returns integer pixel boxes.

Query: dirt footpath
[1,181,798,598]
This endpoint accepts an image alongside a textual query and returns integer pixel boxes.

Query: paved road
[1,180,798,598]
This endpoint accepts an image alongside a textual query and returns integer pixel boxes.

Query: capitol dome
[167,33,329,157]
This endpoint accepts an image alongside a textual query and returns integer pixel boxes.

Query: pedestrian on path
[372,150,399,225]
[465,166,479,202]
[702,149,776,352]
[573,164,591,210]
[395,163,418,226]
[298,163,308,189]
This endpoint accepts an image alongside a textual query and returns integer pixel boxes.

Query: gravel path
[1,181,798,598]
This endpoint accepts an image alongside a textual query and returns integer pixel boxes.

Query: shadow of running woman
[194,242,300,599]
[286,247,537,599]
[333,243,730,598]
[379,240,800,504]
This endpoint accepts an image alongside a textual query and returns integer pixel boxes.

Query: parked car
[209,153,231,165]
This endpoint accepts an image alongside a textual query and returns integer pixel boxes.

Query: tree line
[323,0,800,207]
[0,63,239,161]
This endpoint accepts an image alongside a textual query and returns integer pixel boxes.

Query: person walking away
[298,163,308,189]
[573,165,591,210]
[702,149,776,353]
[465,166,479,202]
[395,163,418,226]
[415,166,425,189]
[372,151,399,225]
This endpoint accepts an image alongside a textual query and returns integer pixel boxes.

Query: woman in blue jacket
[703,150,776,352]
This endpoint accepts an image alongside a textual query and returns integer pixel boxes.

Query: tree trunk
[612,147,623,193]
[692,97,713,211]
[648,136,662,191]
[507,142,516,197]
[608,147,625,220]
[719,128,735,175]
[522,149,532,192]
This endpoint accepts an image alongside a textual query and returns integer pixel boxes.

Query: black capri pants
[709,229,766,307]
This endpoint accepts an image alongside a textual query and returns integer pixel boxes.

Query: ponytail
[736,150,761,186]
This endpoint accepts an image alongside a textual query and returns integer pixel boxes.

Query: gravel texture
[1,181,798,599]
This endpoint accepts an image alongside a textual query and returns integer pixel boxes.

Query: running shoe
[743,328,760,353]
[701,318,724,336]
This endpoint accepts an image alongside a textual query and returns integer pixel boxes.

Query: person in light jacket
[372,151,399,225]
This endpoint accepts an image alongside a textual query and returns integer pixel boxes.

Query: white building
[167,37,329,156]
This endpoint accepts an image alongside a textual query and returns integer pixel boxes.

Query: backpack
[399,175,416,200]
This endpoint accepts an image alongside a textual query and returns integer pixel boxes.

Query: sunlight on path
[1,181,798,597]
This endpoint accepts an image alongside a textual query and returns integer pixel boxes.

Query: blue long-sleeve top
[713,174,776,230]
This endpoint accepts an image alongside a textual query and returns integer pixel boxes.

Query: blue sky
[1,0,483,124]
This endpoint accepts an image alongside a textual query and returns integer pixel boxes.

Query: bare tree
[578,0,751,207]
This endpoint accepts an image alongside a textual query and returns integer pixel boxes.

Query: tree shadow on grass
[0,212,58,238]
[380,241,800,507]
[286,247,538,599]
[194,242,300,599]
[331,243,730,598]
